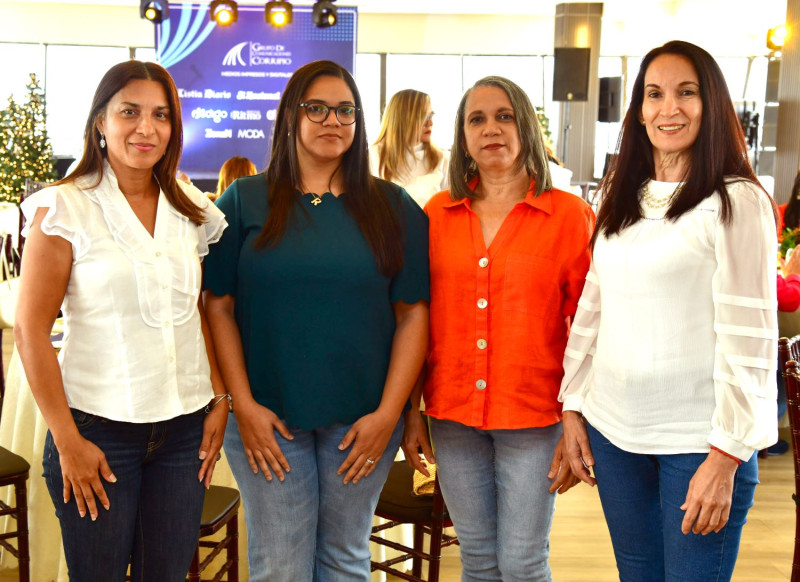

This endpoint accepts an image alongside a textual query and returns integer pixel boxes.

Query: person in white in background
[370,89,449,207]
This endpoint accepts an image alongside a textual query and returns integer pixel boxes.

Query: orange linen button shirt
[423,179,595,430]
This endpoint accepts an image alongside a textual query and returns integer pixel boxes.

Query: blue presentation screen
[157,3,357,180]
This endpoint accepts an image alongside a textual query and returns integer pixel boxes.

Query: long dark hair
[594,40,758,242]
[256,60,403,277]
[784,172,800,232]
[449,76,552,200]
[60,60,205,224]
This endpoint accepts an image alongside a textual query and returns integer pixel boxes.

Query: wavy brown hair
[255,60,403,277]
[594,41,761,243]
[60,60,205,224]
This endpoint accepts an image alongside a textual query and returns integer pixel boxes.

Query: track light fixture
[210,0,238,26]
[312,0,337,28]
[265,1,293,28]
[139,0,169,23]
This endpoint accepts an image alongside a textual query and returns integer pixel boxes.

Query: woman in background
[210,156,257,201]
[16,60,227,581]
[559,40,777,582]
[203,60,429,581]
[370,89,449,207]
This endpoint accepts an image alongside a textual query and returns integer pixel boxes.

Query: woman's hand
[234,402,294,482]
[337,409,398,484]
[548,435,582,494]
[562,410,596,486]
[401,409,435,476]
[197,403,229,488]
[680,450,739,535]
[57,435,116,521]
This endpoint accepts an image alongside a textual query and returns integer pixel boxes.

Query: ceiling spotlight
[266,1,293,28]
[140,0,169,23]
[312,0,337,28]
[767,24,788,51]
[211,0,238,26]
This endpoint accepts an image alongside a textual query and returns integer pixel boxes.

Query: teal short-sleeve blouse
[203,174,429,430]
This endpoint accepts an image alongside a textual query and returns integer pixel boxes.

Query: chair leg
[186,546,200,582]
[227,516,239,582]
[16,477,29,582]
[412,524,424,579]
[427,519,445,582]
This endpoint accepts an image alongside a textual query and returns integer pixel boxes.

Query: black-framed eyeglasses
[298,102,359,125]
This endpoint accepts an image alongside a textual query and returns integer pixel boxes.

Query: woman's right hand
[234,402,294,481]
[401,409,435,476]
[562,410,596,486]
[57,435,116,520]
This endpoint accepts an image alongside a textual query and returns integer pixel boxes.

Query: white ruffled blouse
[558,179,778,460]
[21,165,227,422]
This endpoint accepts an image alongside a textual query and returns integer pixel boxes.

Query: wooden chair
[370,461,458,582]
[0,447,30,582]
[187,485,240,582]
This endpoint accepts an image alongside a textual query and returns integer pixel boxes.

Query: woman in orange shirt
[402,76,594,581]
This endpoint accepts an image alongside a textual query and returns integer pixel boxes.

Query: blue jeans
[586,423,758,582]
[43,408,206,582]
[429,418,561,582]
[223,413,403,582]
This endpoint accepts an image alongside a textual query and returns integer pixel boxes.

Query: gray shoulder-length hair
[449,75,552,200]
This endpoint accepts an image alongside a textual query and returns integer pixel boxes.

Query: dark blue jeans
[43,408,206,582]
[586,423,758,582]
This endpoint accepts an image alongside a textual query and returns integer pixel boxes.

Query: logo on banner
[222,42,293,67]
[223,42,248,67]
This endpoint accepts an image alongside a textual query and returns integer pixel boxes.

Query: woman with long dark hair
[15,60,228,580]
[203,60,429,581]
[559,41,777,581]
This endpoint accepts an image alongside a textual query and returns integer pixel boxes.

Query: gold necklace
[641,183,678,209]
[310,192,322,206]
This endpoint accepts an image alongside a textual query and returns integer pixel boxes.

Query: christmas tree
[0,74,57,204]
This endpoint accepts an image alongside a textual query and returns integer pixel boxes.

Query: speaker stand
[561,99,572,163]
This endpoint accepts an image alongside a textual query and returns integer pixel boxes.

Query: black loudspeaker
[553,47,591,102]
[598,76,622,123]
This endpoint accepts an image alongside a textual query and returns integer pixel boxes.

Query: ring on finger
[365,458,375,465]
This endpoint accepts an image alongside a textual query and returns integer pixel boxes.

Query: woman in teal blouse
[203,60,429,581]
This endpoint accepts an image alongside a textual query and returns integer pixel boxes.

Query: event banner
[157,3,357,181]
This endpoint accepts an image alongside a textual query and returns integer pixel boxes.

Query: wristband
[710,445,742,466]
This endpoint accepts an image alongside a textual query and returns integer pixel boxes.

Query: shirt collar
[443,176,553,215]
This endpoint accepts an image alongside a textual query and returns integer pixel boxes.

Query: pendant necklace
[310,192,323,206]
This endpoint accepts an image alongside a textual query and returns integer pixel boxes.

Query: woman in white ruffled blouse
[559,41,777,582]
[15,61,228,581]
[369,89,449,208]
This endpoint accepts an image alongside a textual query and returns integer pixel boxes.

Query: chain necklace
[310,192,323,206]
[641,182,678,210]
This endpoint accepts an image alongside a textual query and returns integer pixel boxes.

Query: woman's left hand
[548,435,582,494]
[680,450,739,535]
[197,403,229,488]
[337,409,398,485]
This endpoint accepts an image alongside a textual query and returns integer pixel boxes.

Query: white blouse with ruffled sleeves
[20,165,227,423]
[558,179,778,460]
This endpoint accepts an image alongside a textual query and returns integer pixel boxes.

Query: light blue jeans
[429,418,561,582]
[223,413,403,582]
